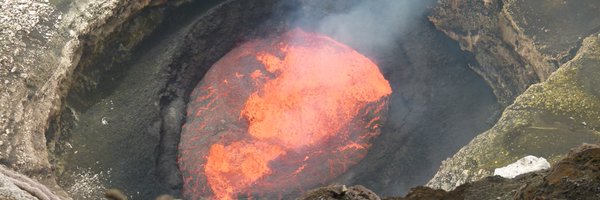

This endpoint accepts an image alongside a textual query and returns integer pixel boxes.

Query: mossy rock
[427,34,600,191]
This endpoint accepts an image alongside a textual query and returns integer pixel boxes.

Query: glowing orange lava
[179,28,391,200]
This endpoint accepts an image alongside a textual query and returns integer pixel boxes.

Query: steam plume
[313,0,430,52]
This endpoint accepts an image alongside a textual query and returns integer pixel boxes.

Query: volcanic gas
[178,28,392,199]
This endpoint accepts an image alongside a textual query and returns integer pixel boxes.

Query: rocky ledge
[429,0,600,105]
[427,32,600,191]
[0,0,180,198]
[302,143,600,200]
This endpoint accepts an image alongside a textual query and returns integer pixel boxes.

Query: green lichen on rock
[427,34,600,191]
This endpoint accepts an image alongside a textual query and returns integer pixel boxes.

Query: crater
[45,0,499,199]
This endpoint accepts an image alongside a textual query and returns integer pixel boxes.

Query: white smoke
[315,0,430,52]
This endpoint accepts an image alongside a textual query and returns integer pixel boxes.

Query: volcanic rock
[298,185,381,200]
[427,32,600,191]
[304,143,600,200]
[0,0,184,198]
[493,155,550,179]
[0,168,41,200]
[429,0,600,106]
[396,143,600,200]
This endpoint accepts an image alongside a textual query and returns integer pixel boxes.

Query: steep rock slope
[430,0,600,105]
[0,0,176,198]
[301,143,600,200]
[427,33,600,191]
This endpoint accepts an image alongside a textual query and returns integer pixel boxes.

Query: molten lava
[179,29,392,200]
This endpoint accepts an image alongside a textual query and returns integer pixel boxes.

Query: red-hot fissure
[179,28,392,200]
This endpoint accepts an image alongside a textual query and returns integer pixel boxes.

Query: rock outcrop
[298,185,381,200]
[427,33,600,191]
[302,143,600,200]
[398,143,600,200]
[0,165,62,200]
[0,0,177,198]
[0,174,39,200]
[429,0,600,105]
